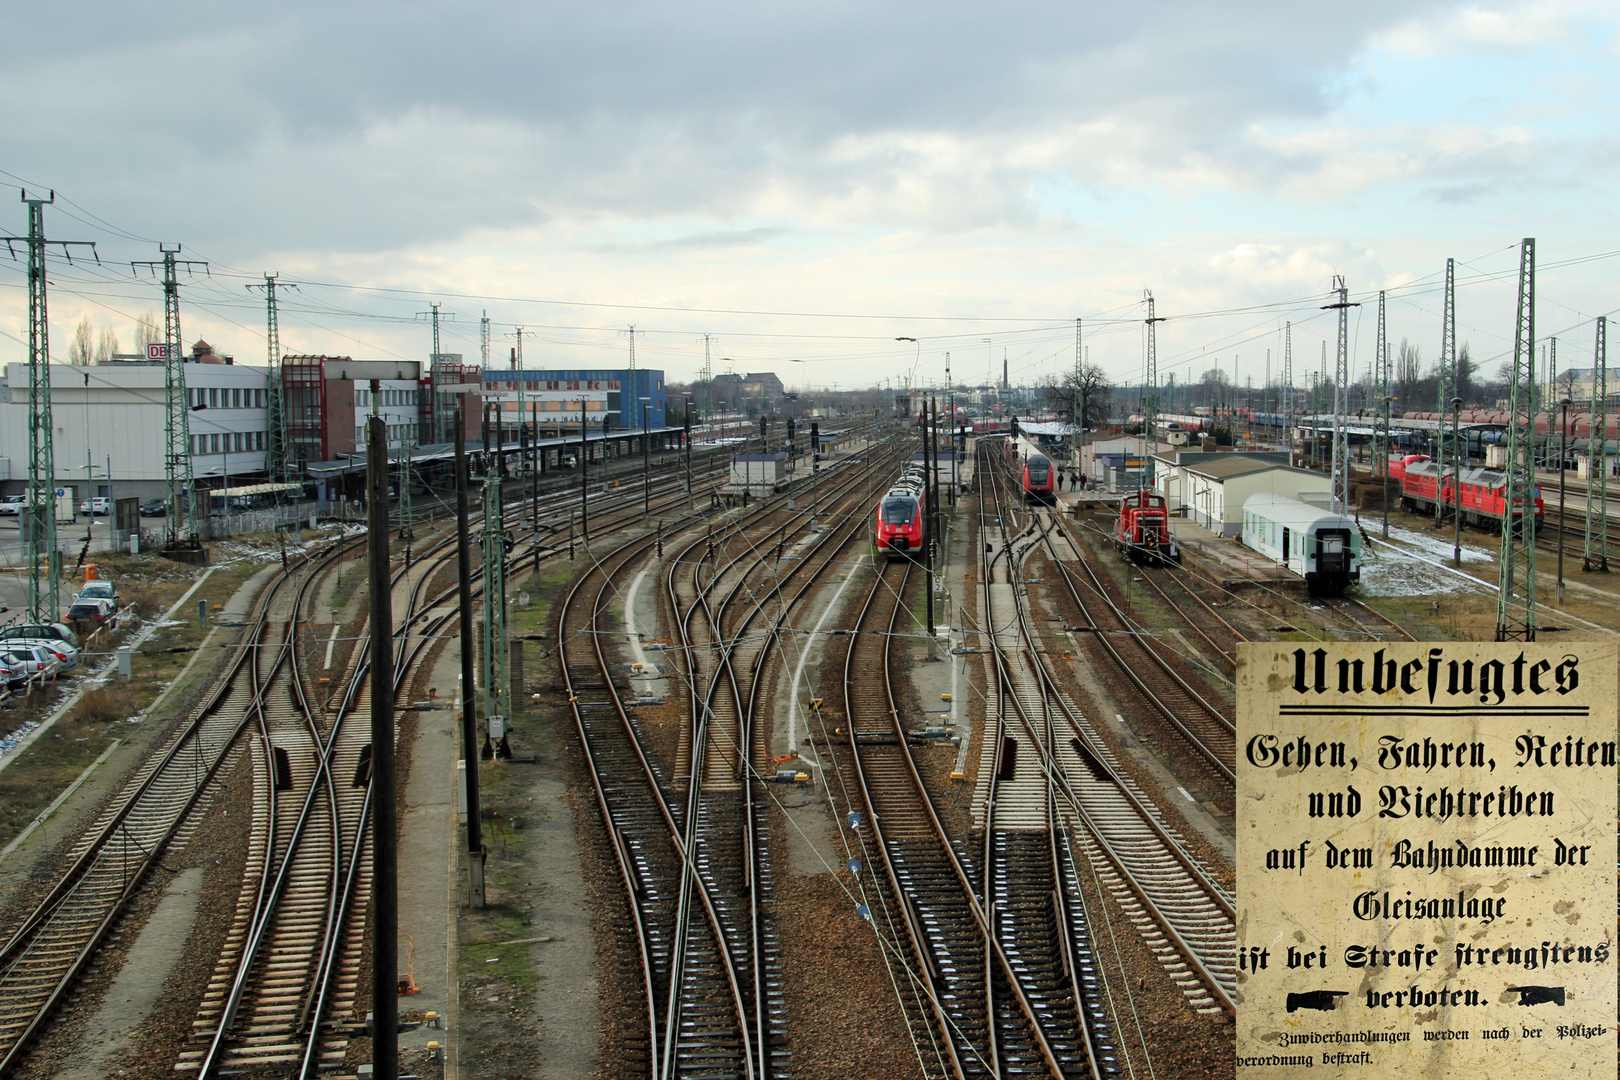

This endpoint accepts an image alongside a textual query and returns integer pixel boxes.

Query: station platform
[1168,518,1298,586]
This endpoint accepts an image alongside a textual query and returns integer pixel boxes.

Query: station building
[0,342,272,503]
[478,367,666,441]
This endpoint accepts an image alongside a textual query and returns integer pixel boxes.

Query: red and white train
[875,462,928,559]
[1399,460,1544,527]
[1003,435,1056,504]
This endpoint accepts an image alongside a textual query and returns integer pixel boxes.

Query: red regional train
[875,489,924,559]
[1114,490,1181,564]
[1004,436,1057,504]
[1400,461,1544,527]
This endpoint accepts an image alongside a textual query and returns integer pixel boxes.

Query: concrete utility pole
[482,424,508,740]
[4,192,94,622]
[1322,277,1359,515]
[1585,317,1609,572]
[365,413,399,1080]
[454,410,485,905]
[1496,238,1539,642]
[248,273,294,483]
[133,244,206,545]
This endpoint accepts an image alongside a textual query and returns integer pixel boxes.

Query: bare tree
[94,328,118,365]
[134,310,162,352]
[69,315,93,365]
[1042,363,1111,435]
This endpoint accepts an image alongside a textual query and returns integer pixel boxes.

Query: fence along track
[0,537,361,1075]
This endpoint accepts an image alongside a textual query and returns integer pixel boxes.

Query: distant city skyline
[2,2,1616,395]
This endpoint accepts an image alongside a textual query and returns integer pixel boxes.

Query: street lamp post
[1559,397,1571,603]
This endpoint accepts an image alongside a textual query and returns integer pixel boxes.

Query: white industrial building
[1153,452,1330,536]
[0,356,272,504]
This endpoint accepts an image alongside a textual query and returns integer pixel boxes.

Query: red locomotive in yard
[1400,461,1544,527]
[1114,490,1181,564]
[875,491,924,559]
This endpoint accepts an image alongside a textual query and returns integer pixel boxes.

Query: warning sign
[1236,642,1616,1076]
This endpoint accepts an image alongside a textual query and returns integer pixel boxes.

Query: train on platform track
[1114,490,1181,564]
[874,463,927,559]
[1002,434,1057,504]
[1399,460,1545,528]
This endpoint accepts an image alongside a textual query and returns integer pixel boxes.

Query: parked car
[561,453,578,468]
[0,496,24,516]
[79,497,110,516]
[0,645,59,684]
[75,580,119,606]
[6,638,81,673]
[138,499,167,517]
[0,622,78,648]
[67,598,116,628]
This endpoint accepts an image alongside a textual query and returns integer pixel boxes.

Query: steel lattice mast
[1143,291,1165,485]
[133,244,206,544]
[1585,316,1609,572]
[1496,238,1538,641]
[1322,276,1357,514]
[1283,321,1292,456]
[249,273,292,483]
[5,193,95,621]
[1374,291,1388,470]
[1435,259,1457,522]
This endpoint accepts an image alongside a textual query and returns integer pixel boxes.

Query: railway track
[0,425,775,1076]
[978,445,1237,1021]
[0,535,363,1074]
[558,436,902,1079]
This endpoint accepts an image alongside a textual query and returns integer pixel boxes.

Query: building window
[208,388,219,409]
[210,433,221,453]
[230,388,240,408]
[255,388,264,408]
[256,430,265,451]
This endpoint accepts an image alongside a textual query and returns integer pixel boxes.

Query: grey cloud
[0,0,1453,257]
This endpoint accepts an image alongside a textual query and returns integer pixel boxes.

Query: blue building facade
[480,367,667,431]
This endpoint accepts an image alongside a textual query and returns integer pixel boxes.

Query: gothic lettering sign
[1236,642,1616,1076]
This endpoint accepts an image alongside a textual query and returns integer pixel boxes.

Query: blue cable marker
[847,858,860,876]
[847,811,862,829]
[856,905,871,922]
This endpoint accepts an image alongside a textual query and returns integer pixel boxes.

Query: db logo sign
[146,343,168,360]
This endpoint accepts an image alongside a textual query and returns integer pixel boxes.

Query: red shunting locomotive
[1114,490,1181,564]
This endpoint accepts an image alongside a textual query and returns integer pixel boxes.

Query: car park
[0,496,24,516]
[79,497,110,515]
[139,499,167,516]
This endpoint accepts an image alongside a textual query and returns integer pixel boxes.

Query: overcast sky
[1,1,1616,396]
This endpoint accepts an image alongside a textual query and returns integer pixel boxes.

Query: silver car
[4,638,80,673]
[0,645,59,683]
